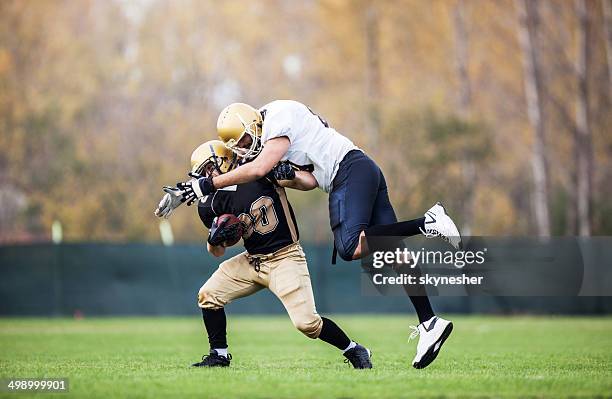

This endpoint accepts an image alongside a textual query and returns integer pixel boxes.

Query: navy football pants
[329,150,397,261]
[329,150,435,322]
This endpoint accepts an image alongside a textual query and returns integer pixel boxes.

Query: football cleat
[343,344,373,369]
[191,350,232,368]
[420,202,462,250]
[410,316,453,369]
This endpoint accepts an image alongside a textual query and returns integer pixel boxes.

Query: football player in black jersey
[156,140,372,369]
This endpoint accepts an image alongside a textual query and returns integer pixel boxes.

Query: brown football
[210,214,245,247]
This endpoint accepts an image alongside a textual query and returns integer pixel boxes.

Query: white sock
[342,341,357,353]
[213,348,228,357]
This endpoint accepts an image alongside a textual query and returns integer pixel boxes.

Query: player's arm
[198,196,225,258]
[207,242,226,257]
[277,171,318,191]
[212,137,290,189]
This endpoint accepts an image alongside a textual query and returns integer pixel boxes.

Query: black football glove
[272,162,296,181]
[208,216,244,247]
[178,173,216,206]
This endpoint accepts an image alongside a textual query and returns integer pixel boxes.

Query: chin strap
[209,144,221,173]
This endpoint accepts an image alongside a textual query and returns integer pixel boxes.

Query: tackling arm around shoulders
[212,137,290,189]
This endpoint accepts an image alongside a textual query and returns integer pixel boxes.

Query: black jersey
[198,178,299,255]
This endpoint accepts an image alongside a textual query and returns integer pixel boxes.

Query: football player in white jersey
[167,100,460,369]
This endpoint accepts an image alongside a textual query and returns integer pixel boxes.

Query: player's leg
[367,171,436,323]
[194,252,264,367]
[330,152,461,262]
[266,244,372,368]
[330,151,450,318]
[368,170,453,369]
[330,151,454,367]
[329,152,438,324]
[354,203,462,257]
[334,154,453,368]
[364,202,462,251]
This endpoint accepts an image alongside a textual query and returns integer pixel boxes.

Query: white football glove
[154,186,186,219]
[154,173,213,218]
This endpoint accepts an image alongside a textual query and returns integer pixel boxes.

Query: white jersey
[259,100,359,193]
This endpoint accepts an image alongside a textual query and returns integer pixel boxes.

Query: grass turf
[0,315,611,398]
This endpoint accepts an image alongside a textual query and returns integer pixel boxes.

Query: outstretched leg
[364,168,435,324]
[366,171,454,369]
[329,150,454,368]
[329,152,435,323]
[329,152,461,262]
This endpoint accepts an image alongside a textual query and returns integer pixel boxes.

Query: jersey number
[307,106,330,128]
[250,196,278,234]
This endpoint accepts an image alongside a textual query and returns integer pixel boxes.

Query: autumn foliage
[0,0,610,244]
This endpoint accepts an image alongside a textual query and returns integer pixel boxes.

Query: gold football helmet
[191,140,237,176]
[217,102,263,160]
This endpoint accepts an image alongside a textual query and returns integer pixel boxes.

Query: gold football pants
[197,242,323,339]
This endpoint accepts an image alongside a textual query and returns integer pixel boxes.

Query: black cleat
[343,344,372,369]
[191,350,232,368]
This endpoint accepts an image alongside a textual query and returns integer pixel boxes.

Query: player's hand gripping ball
[208,214,245,247]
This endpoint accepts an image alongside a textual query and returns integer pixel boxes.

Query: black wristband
[198,176,216,195]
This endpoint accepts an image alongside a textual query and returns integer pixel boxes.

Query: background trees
[0,0,609,244]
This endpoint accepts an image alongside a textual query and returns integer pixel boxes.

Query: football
[208,213,245,247]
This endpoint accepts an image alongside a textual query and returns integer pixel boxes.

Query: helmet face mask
[191,140,237,178]
[193,157,221,177]
[217,103,262,161]
[226,120,262,160]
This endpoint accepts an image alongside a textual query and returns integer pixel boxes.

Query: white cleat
[410,316,453,369]
[421,202,462,250]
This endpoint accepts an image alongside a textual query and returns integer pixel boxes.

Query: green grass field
[1,315,611,398]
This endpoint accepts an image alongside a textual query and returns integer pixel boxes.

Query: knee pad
[335,238,358,262]
[336,241,359,262]
[294,315,323,339]
[197,288,223,310]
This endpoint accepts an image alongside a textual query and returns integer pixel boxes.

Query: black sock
[388,266,436,323]
[392,261,436,324]
[409,296,435,324]
[365,217,425,237]
[364,217,434,324]
[318,317,351,350]
[201,308,228,349]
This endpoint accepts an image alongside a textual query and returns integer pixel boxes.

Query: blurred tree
[0,0,610,244]
[575,0,594,236]
[603,0,612,93]
[365,0,381,150]
[516,0,551,236]
[451,0,476,236]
